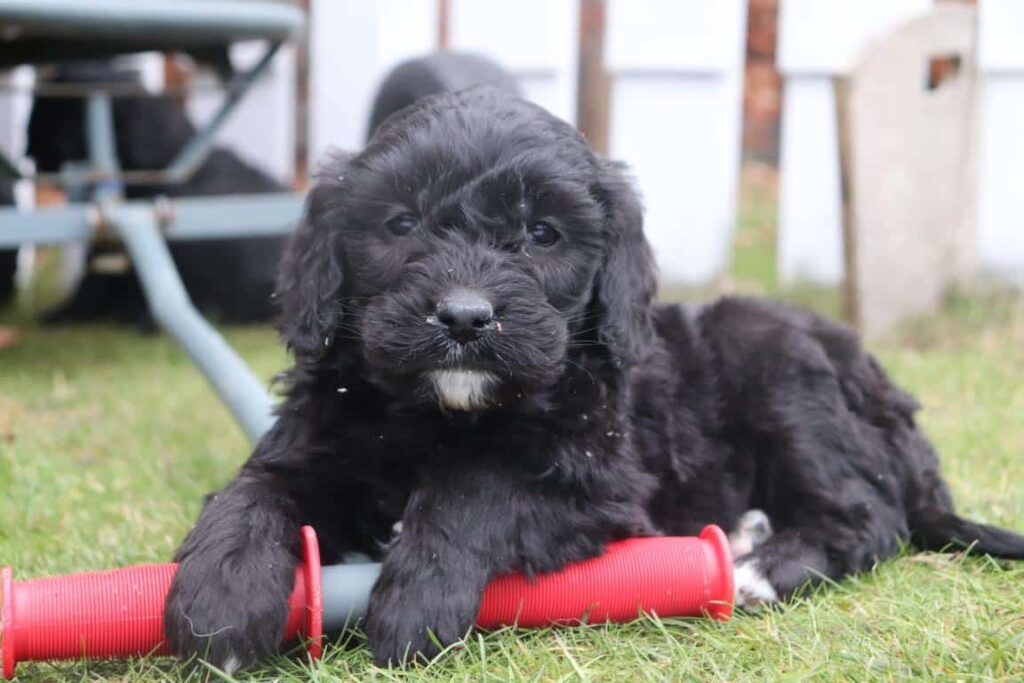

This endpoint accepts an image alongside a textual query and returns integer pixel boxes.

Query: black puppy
[367,51,521,140]
[165,88,1024,671]
[27,63,286,326]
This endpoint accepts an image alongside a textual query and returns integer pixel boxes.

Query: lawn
[1,171,1023,681]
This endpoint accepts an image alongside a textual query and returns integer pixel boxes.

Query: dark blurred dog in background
[27,62,287,328]
[366,51,521,141]
[0,181,15,306]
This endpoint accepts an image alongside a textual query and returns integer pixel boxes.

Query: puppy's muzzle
[435,288,495,344]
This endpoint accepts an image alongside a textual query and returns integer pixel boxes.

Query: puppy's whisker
[484,343,514,376]
[561,357,597,386]
[327,325,366,339]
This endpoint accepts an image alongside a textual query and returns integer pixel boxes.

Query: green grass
[2,177,1023,681]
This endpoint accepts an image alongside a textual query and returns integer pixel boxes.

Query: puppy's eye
[527,221,560,247]
[386,213,420,236]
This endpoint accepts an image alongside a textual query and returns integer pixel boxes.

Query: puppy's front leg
[365,524,488,664]
[164,471,300,673]
[364,482,498,666]
[364,464,623,666]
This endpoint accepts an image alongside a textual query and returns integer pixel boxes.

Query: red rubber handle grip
[1,526,732,678]
[1,526,324,679]
[476,526,734,627]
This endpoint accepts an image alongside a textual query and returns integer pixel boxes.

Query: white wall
[978,0,1024,283]
[114,52,165,93]
[606,0,748,283]
[448,0,579,124]
[0,66,37,289]
[307,0,580,167]
[308,0,437,166]
[0,66,35,186]
[188,42,297,184]
[776,0,930,284]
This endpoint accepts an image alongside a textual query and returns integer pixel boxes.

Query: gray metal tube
[0,206,92,247]
[161,193,302,240]
[319,563,383,631]
[0,193,300,247]
[0,0,303,43]
[85,92,119,182]
[108,203,275,442]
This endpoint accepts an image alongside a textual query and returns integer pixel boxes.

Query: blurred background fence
[1,0,1019,335]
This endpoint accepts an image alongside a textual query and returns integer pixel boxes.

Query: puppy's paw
[733,558,779,610]
[164,552,293,672]
[729,509,773,558]
[365,577,479,666]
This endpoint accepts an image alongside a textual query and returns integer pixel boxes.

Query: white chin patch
[734,559,779,609]
[430,370,497,410]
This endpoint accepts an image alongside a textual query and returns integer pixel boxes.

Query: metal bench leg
[108,204,275,442]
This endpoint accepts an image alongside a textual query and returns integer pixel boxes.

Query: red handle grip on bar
[2,525,732,678]
[477,526,734,627]
[2,526,324,679]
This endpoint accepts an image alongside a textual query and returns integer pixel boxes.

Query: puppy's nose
[436,289,494,342]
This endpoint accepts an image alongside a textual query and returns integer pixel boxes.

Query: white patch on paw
[221,655,241,675]
[729,509,773,558]
[430,370,497,410]
[734,560,779,609]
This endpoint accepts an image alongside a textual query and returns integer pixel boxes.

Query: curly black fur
[165,87,1024,670]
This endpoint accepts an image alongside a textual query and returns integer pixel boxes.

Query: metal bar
[39,168,180,187]
[0,0,304,42]
[108,203,275,442]
[0,206,93,247]
[84,91,123,201]
[165,42,283,183]
[0,79,265,98]
[159,193,302,240]
[0,193,300,248]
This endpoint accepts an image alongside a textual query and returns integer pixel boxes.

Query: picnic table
[0,0,307,442]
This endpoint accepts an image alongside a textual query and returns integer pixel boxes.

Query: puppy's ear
[276,153,350,358]
[592,160,657,367]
